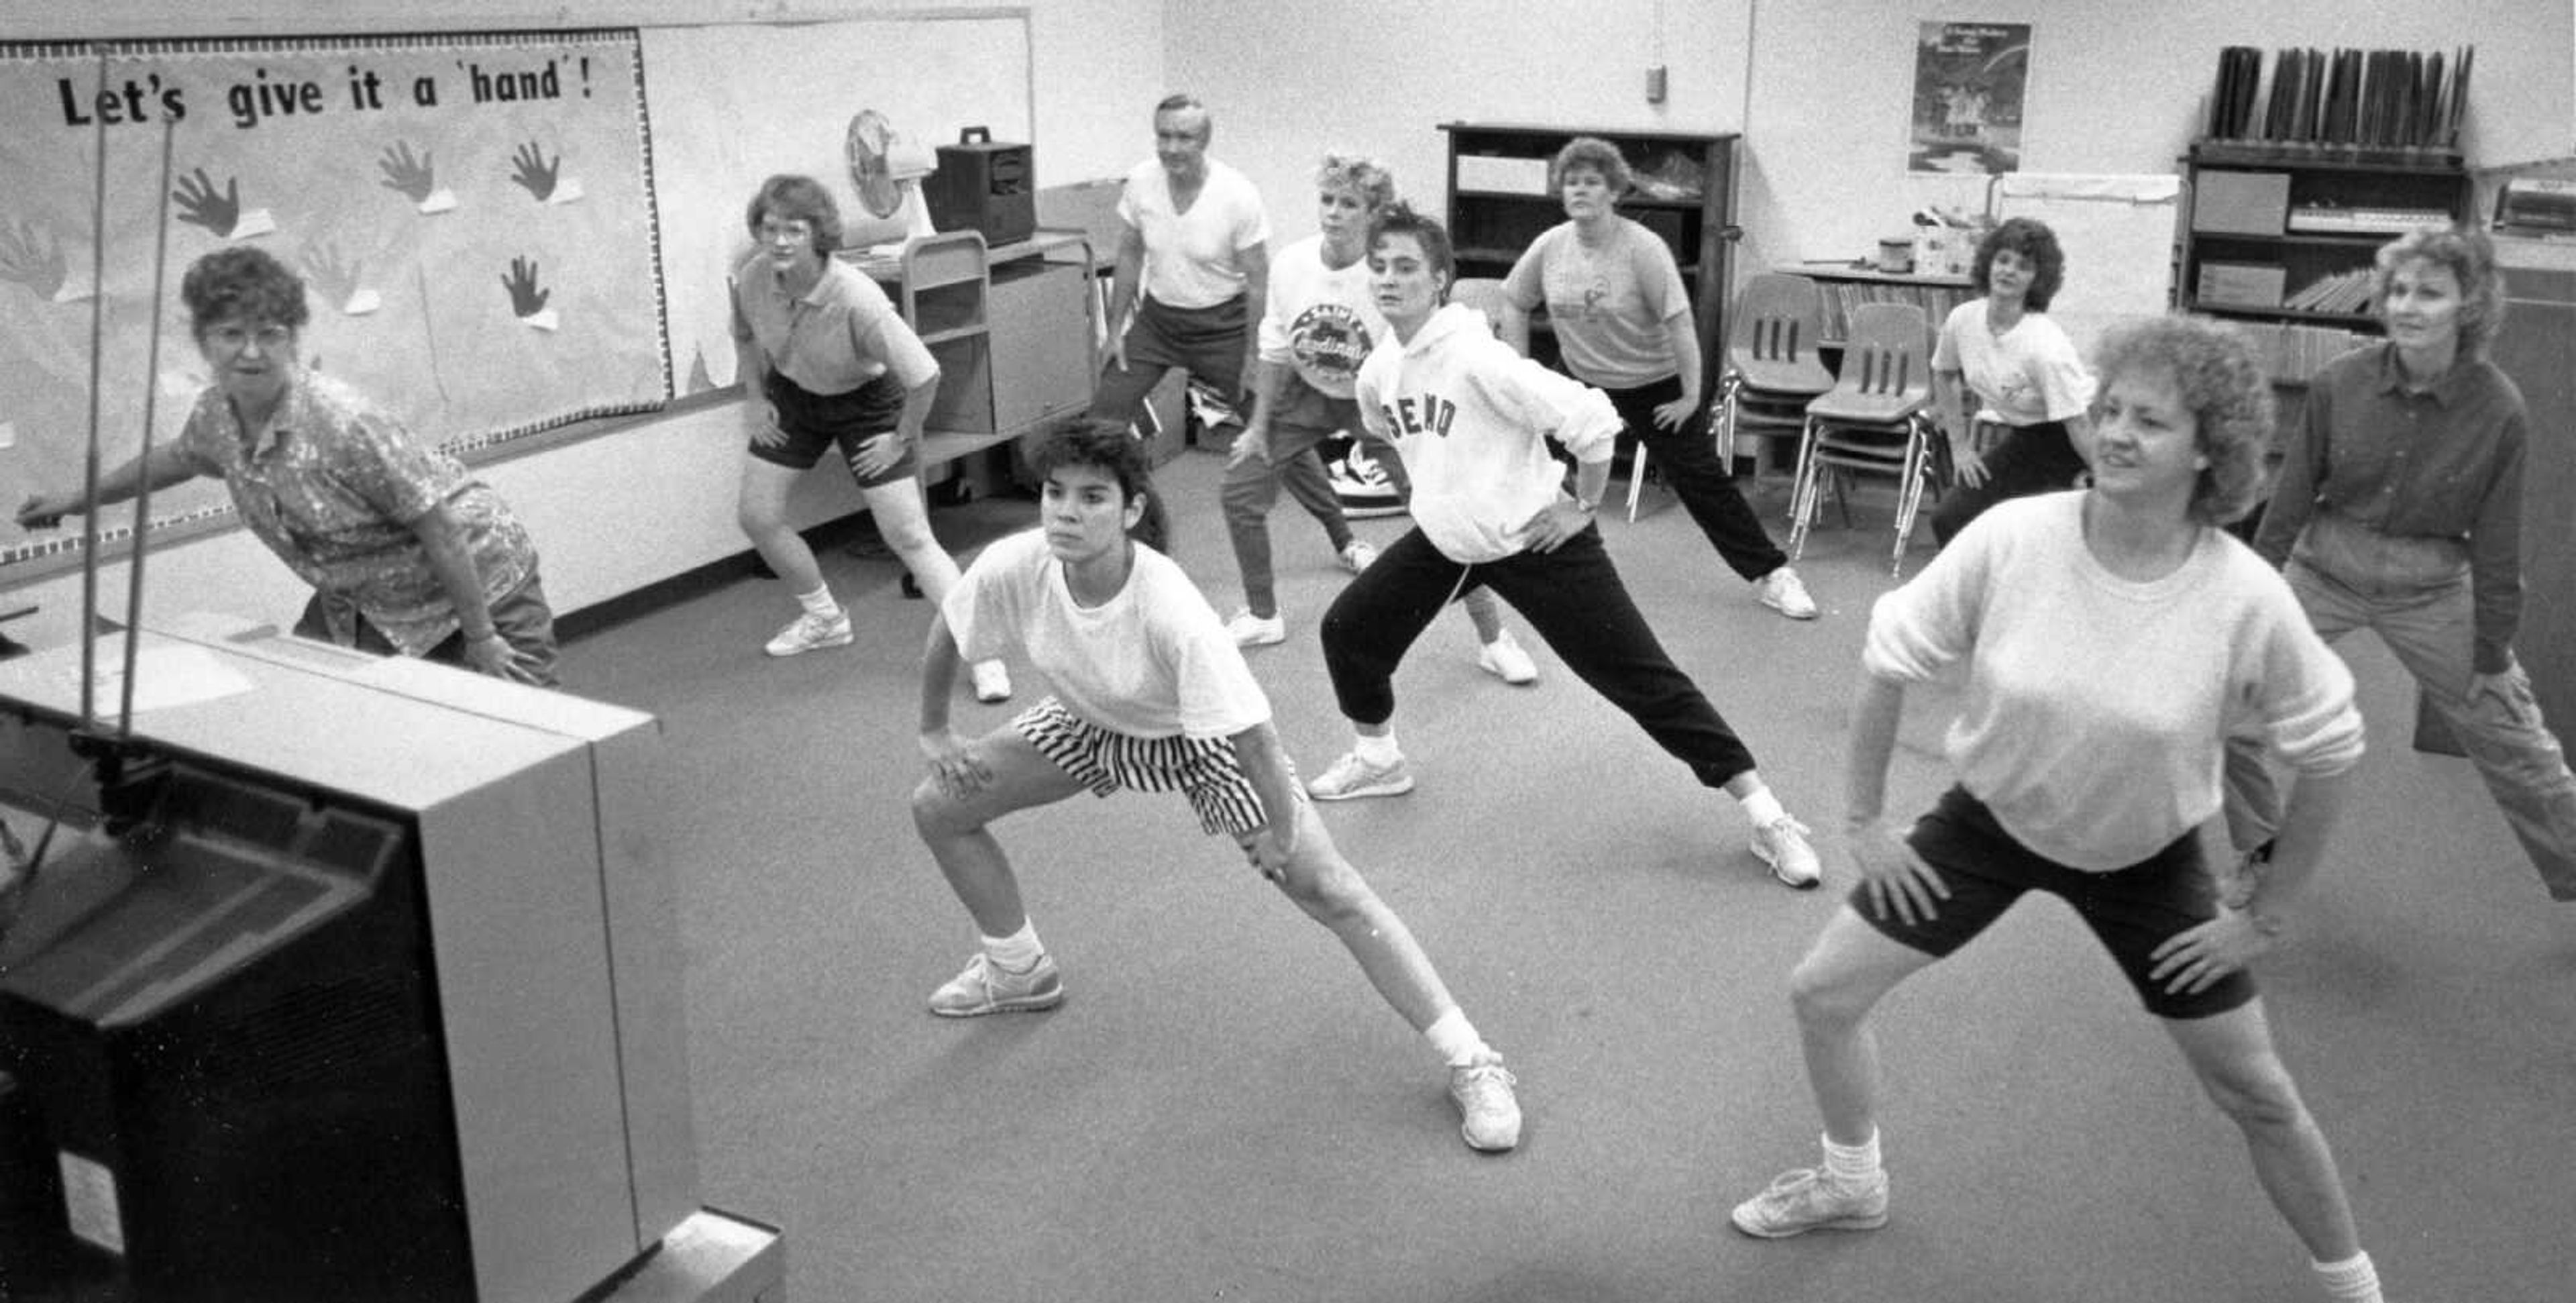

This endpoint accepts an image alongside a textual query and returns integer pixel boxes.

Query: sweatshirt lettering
[1383,393,1456,438]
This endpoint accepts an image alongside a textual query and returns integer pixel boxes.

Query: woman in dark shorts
[1728,316,2393,1303]
[729,174,1008,699]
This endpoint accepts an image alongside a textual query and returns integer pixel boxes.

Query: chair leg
[1891,425,1929,576]
[1785,421,1822,560]
[1626,441,1649,522]
[1715,391,1737,467]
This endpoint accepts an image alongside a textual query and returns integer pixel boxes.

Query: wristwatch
[1573,497,1599,515]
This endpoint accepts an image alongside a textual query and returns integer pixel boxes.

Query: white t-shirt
[944,529,1271,741]
[1356,304,1623,564]
[1931,298,2094,427]
[1501,217,1690,388]
[1257,233,1383,400]
[1864,492,2363,870]
[1118,157,1271,310]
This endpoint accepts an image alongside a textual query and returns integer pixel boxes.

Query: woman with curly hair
[1928,215,2096,543]
[1729,316,2390,1303]
[2238,225,2576,900]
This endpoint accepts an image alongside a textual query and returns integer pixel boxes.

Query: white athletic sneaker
[1340,539,1379,574]
[1226,609,1287,647]
[970,660,1014,703]
[765,609,854,657]
[1449,1051,1523,1152]
[1754,566,1820,620]
[1730,1167,1889,1239]
[1475,631,1540,685]
[1750,815,1823,890]
[1305,751,1415,800]
[928,951,1064,1018]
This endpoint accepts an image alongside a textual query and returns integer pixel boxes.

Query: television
[0,616,735,1303]
[0,765,472,1302]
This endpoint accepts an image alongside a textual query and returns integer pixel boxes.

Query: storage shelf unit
[840,229,1097,476]
[1438,122,1740,384]
[2178,143,2470,329]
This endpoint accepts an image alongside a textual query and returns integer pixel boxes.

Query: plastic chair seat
[1787,301,1937,576]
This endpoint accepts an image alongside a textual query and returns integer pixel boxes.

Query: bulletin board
[0,11,1032,578]
[0,30,666,570]
[640,15,1032,396]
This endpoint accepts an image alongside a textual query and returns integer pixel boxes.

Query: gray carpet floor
[565,449,2575,1303]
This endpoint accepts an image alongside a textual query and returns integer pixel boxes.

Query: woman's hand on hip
[1849,817,1949,926]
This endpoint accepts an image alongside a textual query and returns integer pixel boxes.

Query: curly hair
[1366,201,1456,291]
[180,246,310,339]
[1031,418,1158,509]
[1316,152,1396,211]
[2088,315,2273,526]
[1550,136,1633,199]
[2372,225,2508,356]
[1971,217,2067,311]
[743,174,843,256]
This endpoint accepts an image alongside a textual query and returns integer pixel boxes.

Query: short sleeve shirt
[1932,298,2094,426]
[175,372,535,655]
[1118,157,1271,310]
[943,529,1270,740]
[1502,218,1688,388]
[730,252,936,395]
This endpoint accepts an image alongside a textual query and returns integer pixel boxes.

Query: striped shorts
[1012,697,1277,837]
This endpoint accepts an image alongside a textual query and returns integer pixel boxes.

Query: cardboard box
[2192,170,2290,235]
[2196,261,2288,307]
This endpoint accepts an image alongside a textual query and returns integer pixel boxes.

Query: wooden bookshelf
[2178,142,2470,331]
[1438,122,1740,384]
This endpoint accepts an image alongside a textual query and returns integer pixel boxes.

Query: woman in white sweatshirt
[1729,315,2390,1303]
[1303,204,1821,892]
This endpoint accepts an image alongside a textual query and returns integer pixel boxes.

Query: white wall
[1737,0,2571,268]
[1171,1,2571,280]
[0,1,1159,651]
[1160,1,1755,251]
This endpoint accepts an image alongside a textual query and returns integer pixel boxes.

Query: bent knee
[2195,1055,2308,1127]
[910,778,975,837]
[1787,959,1878,1027]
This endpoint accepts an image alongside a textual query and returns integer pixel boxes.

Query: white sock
[981,921,1044,972]
[2312,1251,2382,1303]
[1738,787,1787,829]
[795,584,840,619]
[1423,1008,1490,1067]
[1354,730,1402,767]
[1822,1129,1882,1184]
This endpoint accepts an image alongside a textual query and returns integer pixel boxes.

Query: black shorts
[1858,785,2255,1020]
[753,370,918,488]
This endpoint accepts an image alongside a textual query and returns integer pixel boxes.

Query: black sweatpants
[1318,523,1759,788]
[1599,375,1792,582]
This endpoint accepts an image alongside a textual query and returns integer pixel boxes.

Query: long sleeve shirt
[1355,304,1623,563]
[2253,343,2530,672]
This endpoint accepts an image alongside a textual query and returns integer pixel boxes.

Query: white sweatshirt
[1864,492,2365,870]
[1354,303,1623,563]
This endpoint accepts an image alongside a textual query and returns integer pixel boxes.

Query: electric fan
[846,109,940,241]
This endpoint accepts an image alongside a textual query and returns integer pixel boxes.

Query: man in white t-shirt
[1090,93,1305,553]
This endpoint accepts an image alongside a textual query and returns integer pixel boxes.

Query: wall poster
[1911,21,2031,175]
[0,31,667,573]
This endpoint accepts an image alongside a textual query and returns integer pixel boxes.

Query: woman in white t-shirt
[1499,138,1817,621]
[1928,217,2096,544]
[1728,317,2390,1303]
[908,419,1525,1153]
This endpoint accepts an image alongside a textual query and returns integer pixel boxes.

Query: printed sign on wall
[1911,21,2032,175]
